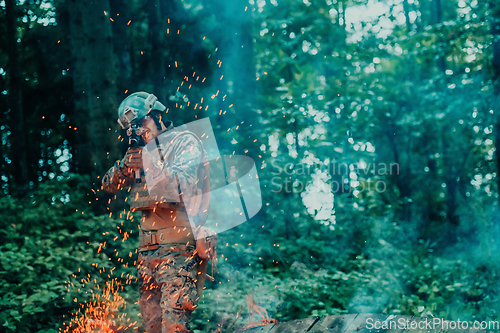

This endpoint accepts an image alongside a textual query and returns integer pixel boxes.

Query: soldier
[102,92,214,333]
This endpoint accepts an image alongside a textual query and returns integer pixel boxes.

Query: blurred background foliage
[1,0,500,331]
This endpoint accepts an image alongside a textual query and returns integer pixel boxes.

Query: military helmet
[117,92,166,129]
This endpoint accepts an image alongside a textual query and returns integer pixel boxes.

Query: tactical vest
[129,174,180,211]
[128,131,210,223]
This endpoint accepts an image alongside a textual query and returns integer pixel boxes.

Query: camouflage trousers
[138,243,199,333]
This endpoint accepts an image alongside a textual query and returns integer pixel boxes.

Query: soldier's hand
[121,147,143,171]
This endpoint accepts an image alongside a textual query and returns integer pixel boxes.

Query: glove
[121,147,143,171]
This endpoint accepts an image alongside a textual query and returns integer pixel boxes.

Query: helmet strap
[152,115,163,131]
[149,110,172,132]
[157,113,173,131]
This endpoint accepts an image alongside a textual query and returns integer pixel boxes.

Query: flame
[62,280,137,333]
[230,296,277,332]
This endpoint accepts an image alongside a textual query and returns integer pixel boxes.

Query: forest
[1,0,500,332]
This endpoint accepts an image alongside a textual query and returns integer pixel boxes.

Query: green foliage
[2,0,500,331]
[0,174,139,332]
[193,213,500,330]
[1,174,497,332]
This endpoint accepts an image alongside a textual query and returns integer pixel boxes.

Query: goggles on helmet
[118,106,139,129]
[117,93,166,130]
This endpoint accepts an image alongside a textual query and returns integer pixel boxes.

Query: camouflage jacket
[102,127,211,226]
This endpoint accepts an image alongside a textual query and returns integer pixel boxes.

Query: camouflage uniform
[140,127,211,224]
[138,243,199,333]
[102,126,210,333]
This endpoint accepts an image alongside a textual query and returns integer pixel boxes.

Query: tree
[67,0,119,180]
[491,0,500,206]
[5,0,28,193]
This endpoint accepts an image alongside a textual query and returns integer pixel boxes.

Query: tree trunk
[431,0,460,232]
[491,0,500,206]
[432,0,443,24]
[432,0,446,72]
[109,0,132,92]
[5,0,29,194]
[146,0,168,101]
[337,0,347,47]
[441,124,459,228]
[403,0,412,32]
[67,0,119,182]
[385,126,411,221]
